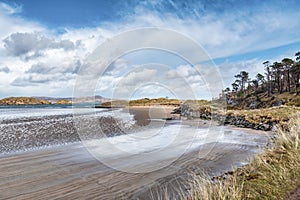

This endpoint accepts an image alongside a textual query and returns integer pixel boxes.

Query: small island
[0,97,51,105]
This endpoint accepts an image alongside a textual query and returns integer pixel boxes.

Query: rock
[227,98,239,106]
[272,100,284,107]
[171,107,181,114]
[249,102,258,109]
[262,124,271,131]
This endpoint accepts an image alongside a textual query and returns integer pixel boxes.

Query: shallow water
[0,107,135,153]
[84,123,268,173]
[0,106,268,157]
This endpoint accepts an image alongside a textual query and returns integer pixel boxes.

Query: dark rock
[272,100,284,107]
[249,102,258,109]
[171,107,181,114]
[227,98,239,106]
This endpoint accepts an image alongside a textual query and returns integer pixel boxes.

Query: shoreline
[120,105,279,132]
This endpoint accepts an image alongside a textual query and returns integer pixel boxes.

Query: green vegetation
[98,98,180,108]
[129,98,180,106]
[182,100,211,108]
[189,112,300,200]
[223,51,300,109]
[178,51,300,129]
[0,97,51,105]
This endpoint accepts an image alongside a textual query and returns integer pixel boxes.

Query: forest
[226,52,300,96]
[223,51,300,108]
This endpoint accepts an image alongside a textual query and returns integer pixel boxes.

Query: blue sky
[0,0,299,99]
[3,0,126,28]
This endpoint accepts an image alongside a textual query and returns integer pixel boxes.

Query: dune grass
[189,112,300,200]
[227,106,300,129]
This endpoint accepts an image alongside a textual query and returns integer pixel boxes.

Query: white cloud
[147,12,299,59]
[11,73,77,86]
[104,59,131,76]
[94,63,212,99]
[26,60,80,74]
[0,4,44,40]
[0,66,10,73]
[217,59,265,89]
[0,1,300,98]
[0,2,22,14]
[3,32,76,59]
[122,68,157,86]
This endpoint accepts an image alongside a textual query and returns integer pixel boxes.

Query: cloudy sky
[0,0,299,99]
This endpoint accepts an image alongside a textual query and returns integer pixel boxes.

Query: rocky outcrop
[221,115,274,131]
[0,97,51,105]
[177,104,275,131]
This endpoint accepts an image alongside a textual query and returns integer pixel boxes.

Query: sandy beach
[126,106,180,125]
[0,136,268,199]
[0,106,270,199]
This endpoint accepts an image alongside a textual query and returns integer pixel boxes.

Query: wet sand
[0,138,267,199]
[0,107,270,199]
[126,106,180,126]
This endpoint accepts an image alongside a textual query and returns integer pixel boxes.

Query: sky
[0,0,299,99]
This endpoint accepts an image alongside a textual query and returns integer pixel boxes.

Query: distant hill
[0,95,111,105]
[33,95,111,104]
[33,96,72,103]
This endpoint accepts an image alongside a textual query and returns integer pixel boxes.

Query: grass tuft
[188,112,300,200]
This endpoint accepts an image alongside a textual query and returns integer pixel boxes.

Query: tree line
[224,51,300,98]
